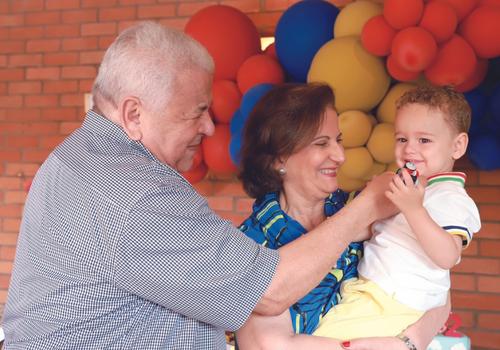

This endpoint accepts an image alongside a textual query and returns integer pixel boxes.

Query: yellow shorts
[313,277,423,340]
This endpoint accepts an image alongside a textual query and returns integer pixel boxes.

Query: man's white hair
[92,21,214,115]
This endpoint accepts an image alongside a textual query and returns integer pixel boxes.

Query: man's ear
[119,96,142,141]
[452,132,468,160]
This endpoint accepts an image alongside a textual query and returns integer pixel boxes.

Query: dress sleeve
[113,181,279,331]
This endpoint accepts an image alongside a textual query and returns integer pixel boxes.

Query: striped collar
[427,172,466,187]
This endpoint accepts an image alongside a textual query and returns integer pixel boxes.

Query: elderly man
[2,22,437,349]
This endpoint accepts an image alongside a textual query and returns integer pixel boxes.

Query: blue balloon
[275,0,339,82]
[230,109,243,135]
[229,133,242,166]
[464,89,488,135]
[468,133,500,170]
[488,84,500,126]
[240,83,275,118]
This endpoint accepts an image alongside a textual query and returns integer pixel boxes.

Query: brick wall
[1,1,499,348]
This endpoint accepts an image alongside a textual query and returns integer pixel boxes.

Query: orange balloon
[460,6,500,58]
[181,162,208,184]
[419,1,457,43]
[361,15,397,56]
[383,0,424,29]
[202,124,238,174]
[455,58,489,92]
[386,54,421,82]
[436,0,478,21]
[212,80,242,123]
[236,54,285,94]
[391,27,438,72]
[185,5,261,80]
[425,34,477,86]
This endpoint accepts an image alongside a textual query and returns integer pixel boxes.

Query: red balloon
[391,27,438,72]
[425,35,477,86]
[361,15,397,56]
[264,42,278,61]
[386,54,421,82]
[384,0,424,29]
[212,80,242,123]
[455,58,488,92]
[185,5,261,80]
[202,124,238,174]
[478,0,500,6]
[419,1,457,43]
[181,162,208,184]
[460,6,500,58]
[236,54,285,94]
[436,0,478,21]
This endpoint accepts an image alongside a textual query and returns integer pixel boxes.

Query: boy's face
[394,103,468,178]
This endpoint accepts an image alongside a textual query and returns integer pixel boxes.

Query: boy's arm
[385,171,461,269]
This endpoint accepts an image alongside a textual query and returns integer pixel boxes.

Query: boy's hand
[385,171,426,215]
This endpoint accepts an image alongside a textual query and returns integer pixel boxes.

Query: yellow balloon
[338,170,366,192]
[362,161,387,181]
[367,123,395,164]
[339,110,373,148]
[377,83,416,124]
[308,36,390,113]
[386,162,400,173]
[341,147,374,179]
[334,0,383,38]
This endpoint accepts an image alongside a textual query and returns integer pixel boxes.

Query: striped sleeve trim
[443,225,472,247]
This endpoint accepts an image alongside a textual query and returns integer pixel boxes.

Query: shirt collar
[427,172,466,188]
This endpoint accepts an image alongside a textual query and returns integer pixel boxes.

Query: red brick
[0,40,25,54]
[62,37,99,51]
[8,54,43,67]
[138,4,176,18]
[248,12,282,34]
[454,257,500,275]
[46,0,80,10]
[450,273,476,291]
[479,240,500,258]
[221,0,261,13]
[462,240,478,257]
[25,95,59,108]
[26,67,61,80]
[452,291,500,311]
[0,54,6,67]
[3,108,41,121]
[8,81,42,95]
[478,275,500,293]
[0,1,8,13]
[0,82,6,94]
[467,330,500,349]
[235,198,253,213]
[0,234,18,246]
[60,121,82,135]
[61,66,96,79]
[44,52,79,65]
[0,14,24,27]
[39,136,66,149]
[25,11,61,25]
[45,24,80,38]
[177,2,218,16]
[0,151,21,162]
[219,212,251,226]
[79,79,94,92]
[0,68,24,81]
[0,95,23,108]
[120,0,156,4]
[0,204,23,217]
[82,0,118,7]
[5,163,40,177]
[9,26,44,40]
[0,261,13,274]
[81,22,117,36]
[207,196,234,211]
[99,7,136,21]
[5,135,38,148]
[4,191,27,204]
[0,246,16,260]
[450,310,475,328]
[263,0,294,11]
[468,186,500,204]
[44,81,79,94]
[0,178,22,190]
[11,0,44,12]
[3,218,21,233]
[479,204,500,221]
[26,39,61,53]
[478,313,500,330]
[0,28,7,40]
[22,150,51,163]
[79,50,105,65]
[0,275,11,289]
[60,93,85,107]
[480,170,500,186]
[62,9,98,23]
[0,290,8,304]
[479,223,500,239]
[213,181,247,196]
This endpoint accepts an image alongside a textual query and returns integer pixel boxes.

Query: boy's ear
[452,132,469,160]
[119,96,142,141]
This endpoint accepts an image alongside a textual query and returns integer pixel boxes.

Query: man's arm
[254,172,397,316]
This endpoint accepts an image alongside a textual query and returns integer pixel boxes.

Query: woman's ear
[452,132,469,160]
[119,96,142,141]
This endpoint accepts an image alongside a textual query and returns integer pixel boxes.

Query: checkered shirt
[2,110,279,349]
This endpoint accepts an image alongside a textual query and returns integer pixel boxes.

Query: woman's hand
[341,336,408,350]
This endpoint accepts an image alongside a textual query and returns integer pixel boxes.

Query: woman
[236,83,450,350]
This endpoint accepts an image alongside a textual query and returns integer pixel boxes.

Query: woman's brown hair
[238,83,336,198]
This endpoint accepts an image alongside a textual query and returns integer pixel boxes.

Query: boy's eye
[419,138,431,143]
[396,137,407,143]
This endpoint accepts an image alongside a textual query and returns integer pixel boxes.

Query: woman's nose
[330,143,345,164]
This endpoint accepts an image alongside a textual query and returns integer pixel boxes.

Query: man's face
[140,69,214,172]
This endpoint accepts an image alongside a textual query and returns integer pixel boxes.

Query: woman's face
[281,107,345,200]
